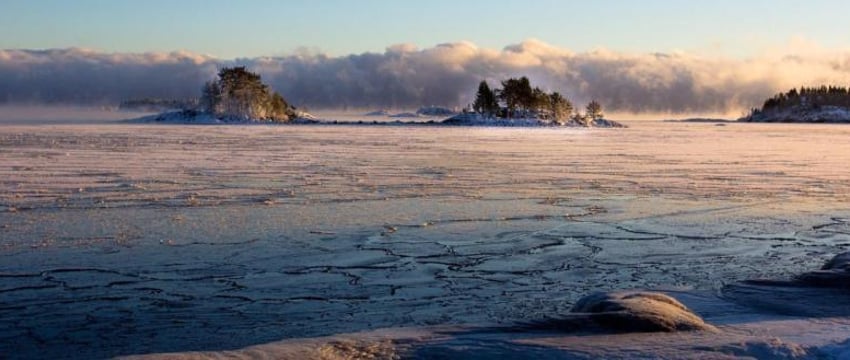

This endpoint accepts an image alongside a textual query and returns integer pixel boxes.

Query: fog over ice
[2,39,850,114]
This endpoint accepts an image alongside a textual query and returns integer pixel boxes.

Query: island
[144,66,314,124]
[740,86,850,123]
[445,77,625,127]
[139,68,624,128]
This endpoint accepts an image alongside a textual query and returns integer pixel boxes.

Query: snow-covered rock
[364,110,391,116]
[569,291,716,332]
[417,106,457,117]
[441,113,627,128]
[294,109,317,120]
[590,118,628,128]
[389,112,420,118]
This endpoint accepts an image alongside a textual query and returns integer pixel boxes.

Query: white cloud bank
[2,39,850,114]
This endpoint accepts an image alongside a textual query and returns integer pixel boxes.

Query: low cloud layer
[2,40,850,114]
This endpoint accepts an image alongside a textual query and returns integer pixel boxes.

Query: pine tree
[532,87,548,113]
[472,81,499,117]
[200,80,222,114]
[498,76,534,118]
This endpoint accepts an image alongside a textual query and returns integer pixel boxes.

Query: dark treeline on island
[742,85,850,123]
[460,76,606,126]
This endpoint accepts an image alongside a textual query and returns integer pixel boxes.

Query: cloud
[0,48,218,104]
[2,40,850,114]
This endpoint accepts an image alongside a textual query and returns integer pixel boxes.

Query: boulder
[570,291,716,332]
[516,291,715,333]
[795,252,850,287]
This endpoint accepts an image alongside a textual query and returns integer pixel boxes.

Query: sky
[2,0,850,59]
[2,0,850,115]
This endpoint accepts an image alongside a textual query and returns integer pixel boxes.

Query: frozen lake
[2,113,850,358]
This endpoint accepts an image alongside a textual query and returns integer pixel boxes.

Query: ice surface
[2,116,850,358]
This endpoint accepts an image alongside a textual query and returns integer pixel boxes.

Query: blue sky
[2,0,849,59]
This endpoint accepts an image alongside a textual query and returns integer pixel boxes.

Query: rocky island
[140,69,624,127]
[740,86,850,123]
[143,66,313,124]
[445,77,625,127]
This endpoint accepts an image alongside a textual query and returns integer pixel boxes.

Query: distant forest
[752,86,850,115]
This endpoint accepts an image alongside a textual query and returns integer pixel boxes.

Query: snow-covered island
[446,76,626,127]
[134,66,315,124]
[740,86,850,123]
[135,68,624,128]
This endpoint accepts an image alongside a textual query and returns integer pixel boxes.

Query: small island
[740,86,850,123]
[446,77,624,127]
[146,66,313,124]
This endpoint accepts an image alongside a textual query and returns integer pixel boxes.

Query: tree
[200,80,222,114]
[472,81,499,116]
[586,100,604,122]
[498,76,533,117]
[470,76,586,124]
[548,92,573,124]
[531,87,549,113]
[200,66,296,122]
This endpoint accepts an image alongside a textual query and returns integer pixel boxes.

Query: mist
[2,39,850,114]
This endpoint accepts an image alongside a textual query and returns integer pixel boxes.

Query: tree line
[472,76,603,124]
[752,85,850,115]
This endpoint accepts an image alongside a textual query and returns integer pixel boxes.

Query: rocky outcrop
[570,291,716,332]
[722,252,850,317]
[365,110,391,116]
[795,252,850,287]
[417,106,457,117]
[441,113,627,128]
[515,291,715,333]
[590,118,628,128]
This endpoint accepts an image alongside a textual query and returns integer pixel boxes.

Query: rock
[440,113,627,128]
[590,118,628,128]
[795,252,850,287]
[365,110,391,116]
[417,106,457,117]
[822,252,850,270]
[389,112,420,118]
[722,252,850,316]
[570,291,716,332]
[514,291,715,334]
